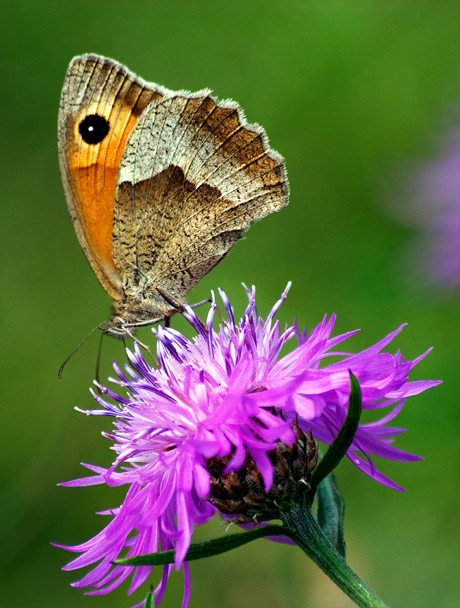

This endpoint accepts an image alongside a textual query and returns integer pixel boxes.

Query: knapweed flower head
[57,285,440,606]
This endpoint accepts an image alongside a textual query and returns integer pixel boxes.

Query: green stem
[282,505,388,608]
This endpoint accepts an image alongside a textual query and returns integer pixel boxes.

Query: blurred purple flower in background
[389,120,460,290]
[56,286,440,606]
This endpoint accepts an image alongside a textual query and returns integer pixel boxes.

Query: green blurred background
[1,2,459,607]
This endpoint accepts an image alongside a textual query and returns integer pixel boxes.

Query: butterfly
[58,54,289,338]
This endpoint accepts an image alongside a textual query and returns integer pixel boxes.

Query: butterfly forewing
[58,54,164,298]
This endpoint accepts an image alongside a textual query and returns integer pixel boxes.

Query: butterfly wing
[58,54,165,299]
[113,92,289,304]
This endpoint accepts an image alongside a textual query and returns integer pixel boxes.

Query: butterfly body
[59,55,289,337]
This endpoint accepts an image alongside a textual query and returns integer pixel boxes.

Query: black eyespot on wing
[78,114,110,144]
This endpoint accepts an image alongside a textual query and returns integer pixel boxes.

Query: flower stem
[282,505,388,608]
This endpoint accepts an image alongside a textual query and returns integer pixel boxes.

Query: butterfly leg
[190,297,212,310]
[123,327,158,367]
[156,287,209,334]
[155,286,186,312]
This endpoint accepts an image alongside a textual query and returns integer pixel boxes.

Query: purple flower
[388,120,460,290]
[56,285,440,605]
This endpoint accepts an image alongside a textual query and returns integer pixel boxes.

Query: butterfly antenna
[58,323,102,379]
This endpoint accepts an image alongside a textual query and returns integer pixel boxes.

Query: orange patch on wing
[68,85,160,291]
[69,107,140,276]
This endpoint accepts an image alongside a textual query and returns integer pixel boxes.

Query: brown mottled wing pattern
[114,93,289,302]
